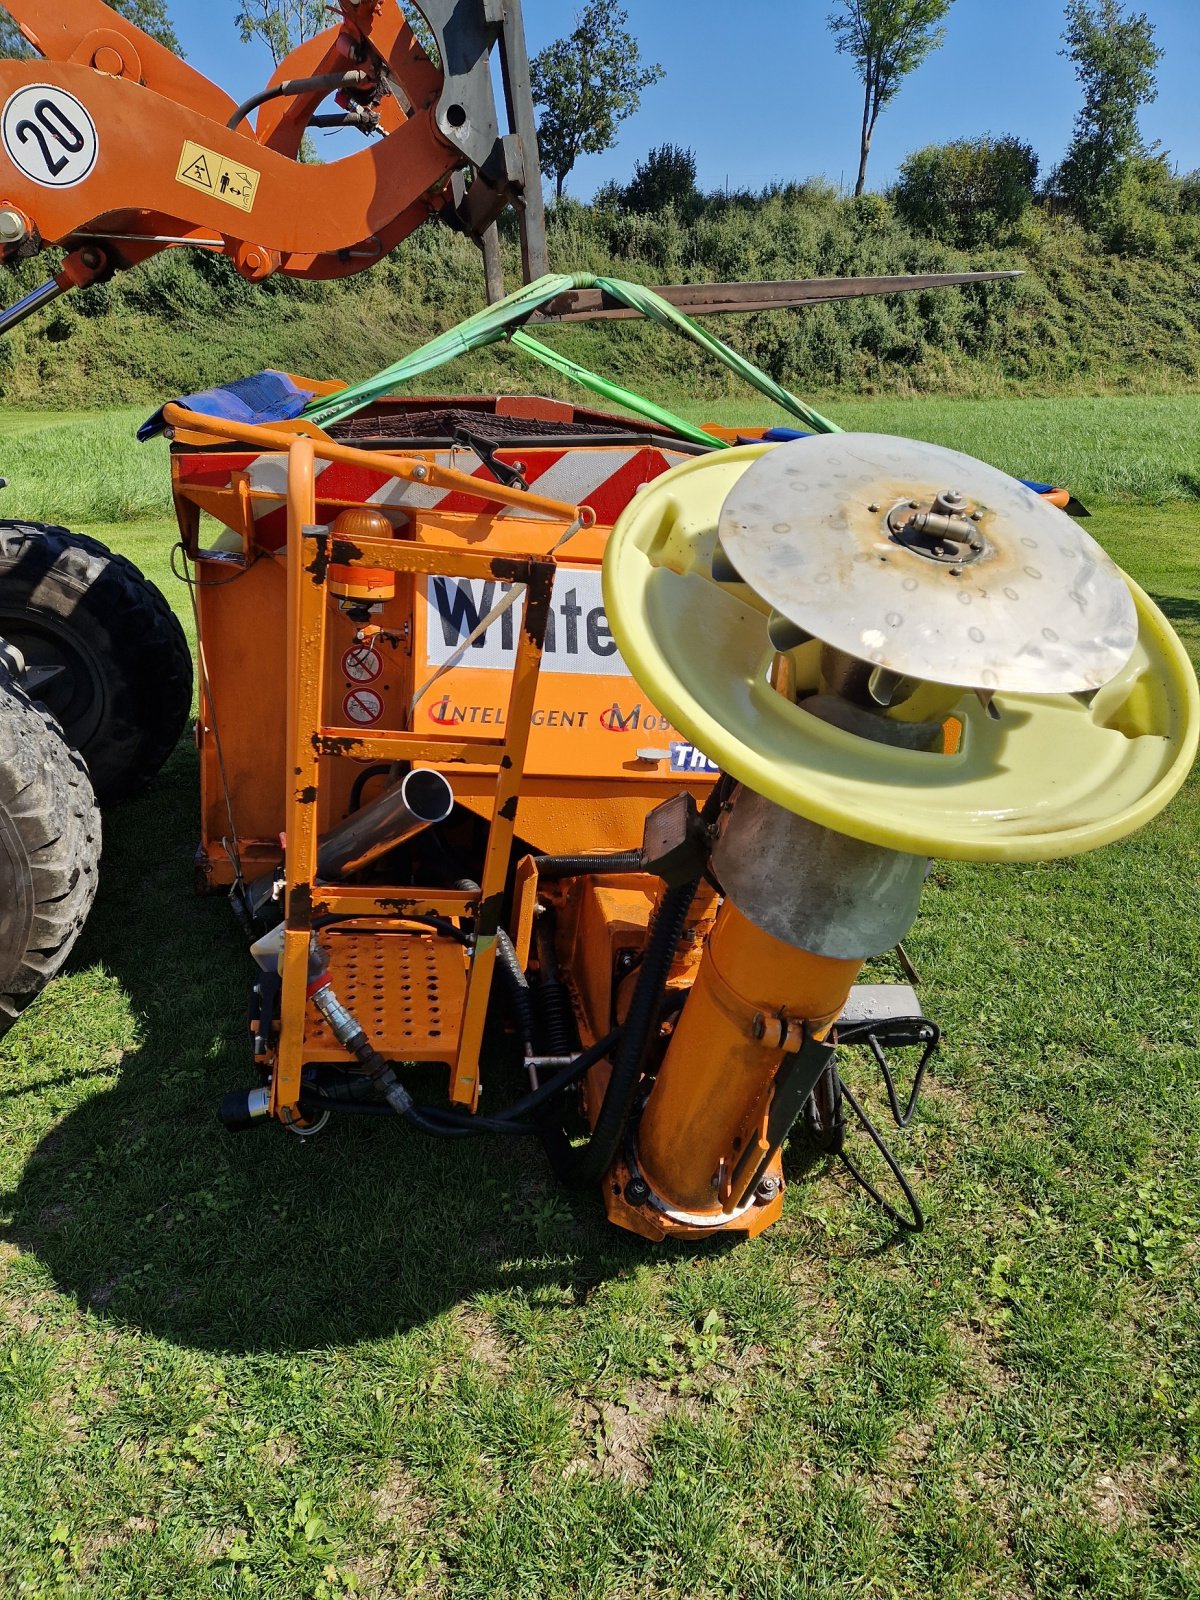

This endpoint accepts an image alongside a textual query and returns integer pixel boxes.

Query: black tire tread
[0,670,100,1032]
[0,520,192,803]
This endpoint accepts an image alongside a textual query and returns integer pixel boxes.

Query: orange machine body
[167,392,1082,1239]
[0,1,541,301]
[171,393,738,882]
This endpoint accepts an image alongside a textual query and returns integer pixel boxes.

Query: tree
[1056,0,1160,222]
[0,1,181,57]
[234,1,330,68]
[530,4,663,200]
[623,143,698,214]
[827,1,953,197]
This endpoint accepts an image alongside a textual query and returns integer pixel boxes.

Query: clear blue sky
[174,1,1199,198]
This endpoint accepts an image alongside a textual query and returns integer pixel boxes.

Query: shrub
[893,136,1039,246]
[1096,154,1176,257]
[621,143,699,215]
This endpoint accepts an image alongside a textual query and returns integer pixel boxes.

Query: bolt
[756,1175,781,1201]
[0,209,26,247]
[412,464,428,480]
[868,501,881,513]
[971,510,984,522]
[949,564,963,576]
[624,1176,649,1206]
[909,500,920,510]
[969,540,983,553]
[751,1012,767,1041]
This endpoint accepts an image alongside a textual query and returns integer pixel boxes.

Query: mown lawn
[0,400,1197,1598]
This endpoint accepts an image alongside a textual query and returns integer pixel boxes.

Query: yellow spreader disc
[603,443,1198,862]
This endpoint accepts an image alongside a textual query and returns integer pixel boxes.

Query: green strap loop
[302,272,841,439]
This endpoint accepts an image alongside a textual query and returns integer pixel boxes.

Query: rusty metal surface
[532,272,1022,322]
[716,434,1138,694]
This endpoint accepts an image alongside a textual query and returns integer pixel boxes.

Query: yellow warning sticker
[174,140,260,214]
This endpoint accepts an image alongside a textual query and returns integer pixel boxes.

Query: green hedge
[1,182,1197,408]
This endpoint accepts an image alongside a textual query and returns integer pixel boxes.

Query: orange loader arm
[0,0,546,324]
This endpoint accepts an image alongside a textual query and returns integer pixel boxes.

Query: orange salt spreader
[1,1,1194,1239]
[181,407,1195,1240]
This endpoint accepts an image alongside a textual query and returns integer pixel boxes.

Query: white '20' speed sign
[2,86,98,189]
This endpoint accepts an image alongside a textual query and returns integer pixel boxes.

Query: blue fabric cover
[138,370,313,442]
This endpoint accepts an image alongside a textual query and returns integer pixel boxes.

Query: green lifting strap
[302,272,842,441]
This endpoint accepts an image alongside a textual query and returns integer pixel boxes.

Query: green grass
[0,401,1199,1597]
[0,395,1197,529]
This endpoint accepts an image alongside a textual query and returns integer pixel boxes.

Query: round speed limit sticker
[343,688,384,725]
[2,86,99,189]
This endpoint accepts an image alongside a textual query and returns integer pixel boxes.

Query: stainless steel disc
[717,433,1138,693]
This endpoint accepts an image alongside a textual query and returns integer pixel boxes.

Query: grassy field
[0,392,1197,529]
[0,399,1198,1598]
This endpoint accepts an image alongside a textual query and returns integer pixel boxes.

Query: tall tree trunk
[556,170,565,199]
[854,75,873,197]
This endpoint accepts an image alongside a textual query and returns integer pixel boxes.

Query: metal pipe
[0,278,66,338]
[317,768,453,880]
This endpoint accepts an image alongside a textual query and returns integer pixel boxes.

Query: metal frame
[273,435,556,1118]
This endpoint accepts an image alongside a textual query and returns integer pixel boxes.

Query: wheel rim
[0,614,108,752]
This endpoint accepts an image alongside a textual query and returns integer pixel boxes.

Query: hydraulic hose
[301,1027,621,1134]
[544,877,699,1190]
[226,71,370,132]
[451,877,534,1055]
[539,776,730,1190]
[533,910,574,1056]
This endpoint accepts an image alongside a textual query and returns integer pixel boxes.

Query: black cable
[836,1020,939,1128]
[347,763,394,814]
[828,1020,941,1232]
[836,1077,925,1233]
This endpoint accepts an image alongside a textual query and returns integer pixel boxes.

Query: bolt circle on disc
[717,434,1138,693]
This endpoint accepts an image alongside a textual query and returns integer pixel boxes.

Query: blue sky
[176,1,1199,198]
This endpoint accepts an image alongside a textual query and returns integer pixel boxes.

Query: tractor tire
[0,668,100,1034]
[0,521,192,804]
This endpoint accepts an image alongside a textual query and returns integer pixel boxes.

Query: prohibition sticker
[342,644,383,683]
[1,86,98,189]
[175,138,260,213]
[343,688,383,726]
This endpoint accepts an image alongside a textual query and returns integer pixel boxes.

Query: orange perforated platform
[304,930,468,1063]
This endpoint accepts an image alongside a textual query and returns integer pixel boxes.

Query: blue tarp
[138,370,313,442]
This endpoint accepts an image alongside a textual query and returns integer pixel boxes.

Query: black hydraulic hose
[532,850,642,881]
[226,70,370,131]
[539,776,731,1190]
[347,763,394,814]
[533,909,574,1055]
[545,877,699,1190]
[452,877,535,1053]
[301,1027,621,1135]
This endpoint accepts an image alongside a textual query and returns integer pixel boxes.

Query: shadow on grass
[1149,591,1200,631]
[2,741,777,1354]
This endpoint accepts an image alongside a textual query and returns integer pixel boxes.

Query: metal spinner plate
[717,433,1138,693]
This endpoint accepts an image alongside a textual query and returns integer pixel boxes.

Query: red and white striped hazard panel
[177,445,692,551]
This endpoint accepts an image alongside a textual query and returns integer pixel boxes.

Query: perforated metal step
[304,929,468,1063]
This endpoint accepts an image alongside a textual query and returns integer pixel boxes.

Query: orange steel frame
[272,432,560,1118]
[0,1,492,296]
